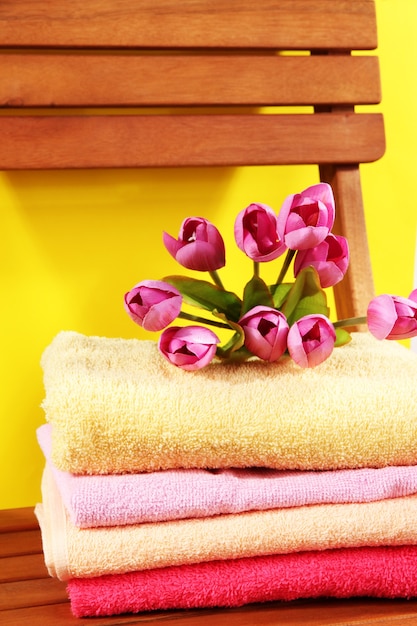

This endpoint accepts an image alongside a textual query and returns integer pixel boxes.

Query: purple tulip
[367,291,417,340]
[163,217,225,271]
[277,183,335,250]
[158,325,220,371]
[124,280,182,331]
[294,234,349,288]
[239,306,289,362]
[234,203,287,262]
[287,314,336,368]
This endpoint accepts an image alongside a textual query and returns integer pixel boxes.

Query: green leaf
[269,283,292,309]
[163,275,242,321]
[281,267,329,325]
[334,327,352,347]
[241,275,274,316]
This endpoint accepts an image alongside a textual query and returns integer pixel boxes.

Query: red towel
[68,545,417,617]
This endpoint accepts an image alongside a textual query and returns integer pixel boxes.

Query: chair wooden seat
[0,2,397,623]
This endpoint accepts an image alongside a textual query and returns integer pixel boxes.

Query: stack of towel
[35,330,417,617]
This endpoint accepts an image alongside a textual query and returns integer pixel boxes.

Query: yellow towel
[41,330,417,474]
[36,465,417,580]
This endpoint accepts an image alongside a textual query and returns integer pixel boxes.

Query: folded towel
[67,545,417,616]
[36,465,417,580]
[37,424,417,528]
[40,331,417,474]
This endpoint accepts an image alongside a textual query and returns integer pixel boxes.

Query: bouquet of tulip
[124,183,417,371]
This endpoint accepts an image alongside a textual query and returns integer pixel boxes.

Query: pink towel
[68,545,417,616]
[36,465,417,580]
[37,424,417,528]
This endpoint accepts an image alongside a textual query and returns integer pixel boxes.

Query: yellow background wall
[1,0,416,509]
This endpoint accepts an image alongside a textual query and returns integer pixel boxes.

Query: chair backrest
[0,0,385,320]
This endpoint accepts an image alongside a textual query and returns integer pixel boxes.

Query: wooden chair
[0,0,385,320]
[2,2,410,625]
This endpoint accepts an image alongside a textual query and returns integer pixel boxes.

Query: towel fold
[40,331,417,474]
[36,465,417,580]
[37,423,417,528]
[67,545,417,616]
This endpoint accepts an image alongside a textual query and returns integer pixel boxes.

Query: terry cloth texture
[40,330,417,474]
[67,545,417,616]
[36,465,417,581]
[37,423,417,528]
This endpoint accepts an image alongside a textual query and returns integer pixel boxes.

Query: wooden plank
[0,54,381,107]
[0,577,67,610]
[0,553,49,583]
[0,602,157,625]
[0,507,38,533]
[0,0,377,50]
[0,113,385,170]
[0,529,42,557]
[2,598,417,626]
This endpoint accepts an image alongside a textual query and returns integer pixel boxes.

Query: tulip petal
[284,226,329,251]
[175,240,225,272]
[234,203,286,262]
[158,325,219,371]
[163,218,225,272]
[124,280,182,331]
[239,305,289,362]
[367,295,398,340]
[162,231,183,259]
[287,314,335,368]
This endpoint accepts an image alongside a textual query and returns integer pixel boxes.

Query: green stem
[276,249,296,285]
[333,316,367,328]
[178,311,230,329]
[253,261,260,278]
[209,270,225,290]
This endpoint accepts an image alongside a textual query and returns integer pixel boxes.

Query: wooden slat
[0,507,38,533]
[0,602,158,625]
[3,598,417,626]
[0,553,49,583]
[0,54,381,107]
[0,578,67,610]
[0,113,385,170]
[0,0,377,50]
[0,529,42,557]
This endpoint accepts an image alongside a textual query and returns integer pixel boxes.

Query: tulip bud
[277,183,335,250]
[294,234,349,288]
[367,292,417,340]
[124,280,182,331]
[234,203,286,262]
[158,325,220,371]
[163,217,225,271]
[287,314,336,368]
[239,306,289,362]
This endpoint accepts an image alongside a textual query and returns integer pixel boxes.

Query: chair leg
[319,164,375,324]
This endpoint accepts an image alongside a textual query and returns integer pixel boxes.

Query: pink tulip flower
[239,306,289,362]
[163,217,226,271]
[287,314,336,368]
[294,234,349,288]
[277,183,335,250]
[158,325,220,371]
[234,203,287,262]
[124,280,182,331]
[367,291,417,340]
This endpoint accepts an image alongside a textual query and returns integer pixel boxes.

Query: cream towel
[41,330,417,474]
[36,465,417,581]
